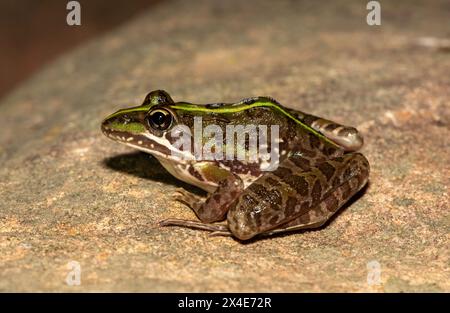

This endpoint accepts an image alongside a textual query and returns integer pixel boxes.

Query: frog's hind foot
[159,218,229,233]
[209,230,233,237]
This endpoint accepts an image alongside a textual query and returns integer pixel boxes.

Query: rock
[0,0,448,292]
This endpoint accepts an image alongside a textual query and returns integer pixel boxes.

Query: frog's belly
[156,157,218,193]
[155,157,260,193]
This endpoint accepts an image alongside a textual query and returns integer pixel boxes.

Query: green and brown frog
[101,90,369,240]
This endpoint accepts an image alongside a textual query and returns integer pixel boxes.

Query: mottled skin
[101,90,369,240]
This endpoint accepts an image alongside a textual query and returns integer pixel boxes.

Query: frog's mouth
[101,122,194,164]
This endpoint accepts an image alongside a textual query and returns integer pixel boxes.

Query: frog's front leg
[226,152,370,240]
[163,173,244,224]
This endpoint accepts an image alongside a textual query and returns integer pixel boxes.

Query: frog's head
[101,90,194,162]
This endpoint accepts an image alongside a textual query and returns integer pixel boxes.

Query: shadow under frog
[102,151,204,196]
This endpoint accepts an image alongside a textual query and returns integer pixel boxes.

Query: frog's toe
[173,188,203,208]
[159,218,228,233]
[209,230,233,237]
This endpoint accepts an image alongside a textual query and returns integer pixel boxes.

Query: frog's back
[174,95,363,156]
[245,97,364,153]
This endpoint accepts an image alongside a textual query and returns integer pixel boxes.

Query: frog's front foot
[173,188,205,209]
[172,174,244,223]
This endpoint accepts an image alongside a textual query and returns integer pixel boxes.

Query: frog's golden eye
[147,108,173,131]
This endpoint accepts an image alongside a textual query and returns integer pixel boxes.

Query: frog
[101,90,370,241]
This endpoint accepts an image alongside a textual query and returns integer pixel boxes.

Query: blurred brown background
[0,0,163,100]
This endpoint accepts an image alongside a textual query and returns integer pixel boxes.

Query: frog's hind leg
[177,156,369,239]
[258,166,368,238]
[227,152,370,240]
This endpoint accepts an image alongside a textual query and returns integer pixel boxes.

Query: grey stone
[0,0,448,292]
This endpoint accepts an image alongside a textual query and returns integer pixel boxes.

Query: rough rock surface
[0,0,448,292]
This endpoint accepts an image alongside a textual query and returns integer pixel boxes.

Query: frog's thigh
[259,170,365,237]
[227,153,370,240]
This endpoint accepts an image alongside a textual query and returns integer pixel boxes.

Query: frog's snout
[101,109,131,133]
[100,112,128,138]
[101,108,148,142]
[100,115,116,136]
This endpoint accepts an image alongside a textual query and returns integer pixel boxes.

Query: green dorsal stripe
[102,105,152,122]
[171,100,339,148]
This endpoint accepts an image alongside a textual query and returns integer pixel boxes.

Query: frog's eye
[147,108,173,131]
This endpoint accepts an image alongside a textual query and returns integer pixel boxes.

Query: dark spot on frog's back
[284,175,309,196]
[308,132,321,149]
[297,148,316,159]
[317,162,336,180]
[265,177,281,188]
[326,146,339,157]
[273,166,292,178]
[248,183,269,199]
[290,155,311,171]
